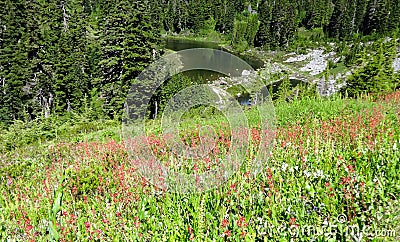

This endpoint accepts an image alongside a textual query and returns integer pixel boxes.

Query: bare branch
[61,2,70,32]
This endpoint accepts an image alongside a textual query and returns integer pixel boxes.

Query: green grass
[329,62,348,76]
[1,93,399,241]
[163,31,230,46]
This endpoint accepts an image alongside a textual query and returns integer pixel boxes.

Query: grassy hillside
[1,92,399,241]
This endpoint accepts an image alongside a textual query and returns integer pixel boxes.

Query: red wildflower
[341,176,351,185]
[221,219,229,228]
[26,225,33,233]
[347,165,356,173]
[223,230,231,237]
[188,226,194,241]
[237,216,248,227]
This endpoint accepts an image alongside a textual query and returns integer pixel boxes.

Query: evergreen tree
[161,0,175,32]
[353,0,369,34]
[387,0,400,33]
[232,0,246,13]
[57,0,91,114]
[271,0,298,48]
[305,0,333,29]
[232,12,260,49]
[23,0,54,118]
[344,38,397,97]
[255,0,273,48]
[362,0,390,35]
[98,0,160,118]
[0,0,30,123]
[255,0,298,48]
[327,0,358,39]
[214,0,236,33]
[188,0,210,32]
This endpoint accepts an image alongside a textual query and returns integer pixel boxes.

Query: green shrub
[344,39,398,97]
[65,166,104,197]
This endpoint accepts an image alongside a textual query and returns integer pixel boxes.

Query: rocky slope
[214,43,399,98]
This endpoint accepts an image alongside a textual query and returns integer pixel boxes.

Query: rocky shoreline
[214,44,399,98]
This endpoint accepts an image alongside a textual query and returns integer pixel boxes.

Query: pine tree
[255,0,299,49]
[363,0,390,35]
[244,14,260,47]
[353,0,368,34]
[271,0,298,48]
[214,0,236,33]
[327,0,358,39]
[387,0,400,33]
[189,0,208,32]
[0,0,30,123]
[255,0,273,48]
[59,0,91,114]
[98,0,160,118]
[305,0,333,29]
[161,0,175,32]
[232,0,245,13]
[344,38,397,97]
[22,0,53,118]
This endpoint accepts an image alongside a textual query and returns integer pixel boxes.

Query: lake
[164,38,265,70]
[162,38,305,104]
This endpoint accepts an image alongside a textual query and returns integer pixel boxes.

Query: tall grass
[1,92,399,241]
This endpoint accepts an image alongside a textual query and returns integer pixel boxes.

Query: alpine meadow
[0,0,400,241]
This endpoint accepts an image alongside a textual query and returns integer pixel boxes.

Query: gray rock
[393,57,400,72]
[242,70,251,76]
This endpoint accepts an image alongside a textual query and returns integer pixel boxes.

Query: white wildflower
[281,163,288,172]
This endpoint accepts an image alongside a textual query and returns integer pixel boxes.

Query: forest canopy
[0,0,399,124]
